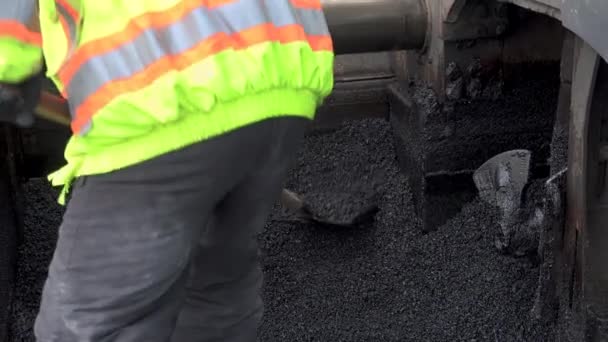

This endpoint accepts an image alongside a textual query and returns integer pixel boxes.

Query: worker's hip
[34,115,307,342]
[50,91,318,196]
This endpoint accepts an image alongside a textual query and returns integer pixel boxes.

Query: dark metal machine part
[321,0,428,54]
[567,44,608,338]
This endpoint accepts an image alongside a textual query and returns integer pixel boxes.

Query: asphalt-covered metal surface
[10,118,554,341]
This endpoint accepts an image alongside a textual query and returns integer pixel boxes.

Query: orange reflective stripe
[290,0,322,9]
[59,0,236,86]
[308,35,333,51]
[55,0,79,22]
[70,23,331,133]
[61,0,332,134]
[0,20,42,46]
[204,0,238,7]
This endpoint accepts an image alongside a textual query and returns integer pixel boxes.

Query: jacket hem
[48,88,319,204]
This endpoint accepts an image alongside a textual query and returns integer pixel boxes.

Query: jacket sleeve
[0,0,43,84]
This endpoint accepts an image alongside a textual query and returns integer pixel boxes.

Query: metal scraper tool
[473,149,531,208]
[473,149,532,239]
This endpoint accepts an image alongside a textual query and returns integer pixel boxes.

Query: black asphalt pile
[11,118,553,341]
[259,118,554,341]
[10,180,62,342]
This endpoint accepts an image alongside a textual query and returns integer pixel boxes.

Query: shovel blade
[302,190,379,227]
[278,188,378,228]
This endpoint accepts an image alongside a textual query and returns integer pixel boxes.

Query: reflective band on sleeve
[55,0,79,50]
[0,1,36,22]
[59,0,329,85]
[0,0,42,46]
[59,0,332,134]
[0,20,42,46]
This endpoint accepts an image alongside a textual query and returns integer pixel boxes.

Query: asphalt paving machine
[1,0,607,340]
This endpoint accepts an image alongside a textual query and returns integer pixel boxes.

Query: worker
[0,0,334,341]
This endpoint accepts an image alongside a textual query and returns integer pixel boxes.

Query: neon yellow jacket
[0,0,335,203]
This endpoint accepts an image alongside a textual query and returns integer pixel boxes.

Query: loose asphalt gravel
[10,117,554,341]
[9,180,62,341]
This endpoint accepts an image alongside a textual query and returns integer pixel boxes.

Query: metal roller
[321,0,428,54]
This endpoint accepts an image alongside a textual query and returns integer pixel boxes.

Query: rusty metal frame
[567,36,599,237]
[567,35,608,340]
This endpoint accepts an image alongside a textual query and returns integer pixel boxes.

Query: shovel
[279,188,379,227]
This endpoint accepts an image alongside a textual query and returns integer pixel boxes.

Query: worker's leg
[171,118,307,342]
[31,119,304,342]
[32,154,227,342]
[33,117,307,342]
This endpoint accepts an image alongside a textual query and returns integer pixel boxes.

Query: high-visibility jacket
[0,0,334,203]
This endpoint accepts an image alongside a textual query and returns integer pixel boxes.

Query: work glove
[0,72,43,128]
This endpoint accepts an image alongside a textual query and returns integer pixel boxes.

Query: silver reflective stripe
[0,0,36,23]
[66,0,329,117]
[55,1,78,47]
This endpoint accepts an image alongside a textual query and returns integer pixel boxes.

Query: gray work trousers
[34,117,308,342]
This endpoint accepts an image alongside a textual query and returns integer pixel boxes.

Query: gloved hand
[0,72,43,128]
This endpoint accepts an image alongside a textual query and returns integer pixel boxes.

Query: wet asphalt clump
[259,118,554,341]
[10,118,554,341]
